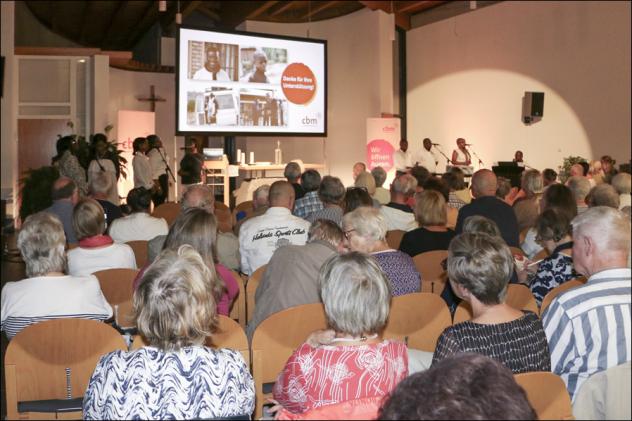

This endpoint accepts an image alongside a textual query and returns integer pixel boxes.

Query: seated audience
[83,246,254,419]
[410,165,431,193]
[139,207,238,317]
[344,207,420,295]
[543,207,631,402]
[239,181,310,275]
[293,170,323,218]
[495,176,514,204]
[305,176,346,226]
[380,173,418,231]
[600,155,618,183]
[513,169,544,231]
[588,159,604,184]
[611,172,631,210]
[354,171,380,207]
[443,170,469,209]
[448,166,472,205]
[423,176,458,228]
[521,183,577,259]
[567,175,591,215]
[235,184,270,235]
[343,186,374,214]
[399,190,456,257]
[371,166,391,205]
[455,169,520,247]
[1,212,112,340]
[569,162,586,178]
[352,162,366,181]
[542,168,558,186]
[378,353,536,420]
[272,252,408,414]
[109,187,168,243]
[586,183,620,208]
[88,172,123,230]
[148,184,240,270]
[246,220,344,338]
[518,208,579,306]
[433,232,551,373]
[284,161,305,200]
[67,198,136,276]
[45,176,80,244]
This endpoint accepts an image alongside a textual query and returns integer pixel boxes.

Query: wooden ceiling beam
[196,3,221,21]
[396,0,444,14]
[101,1,130,49]
[301,1,341,19]
[270,1,300,17]
[359,1,410,29]
[77,1,93,45]
[247,1,280,19]
[127,1,160,49]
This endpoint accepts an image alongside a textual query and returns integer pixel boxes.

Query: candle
[249,151,255,164]
[236,149,242,163]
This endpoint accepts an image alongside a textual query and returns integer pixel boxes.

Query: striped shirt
[1,275,113,340]
[542,268,631,401]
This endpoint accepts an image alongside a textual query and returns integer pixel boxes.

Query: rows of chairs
[151,201,235,233]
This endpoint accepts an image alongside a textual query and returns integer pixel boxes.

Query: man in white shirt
[415,138,439,174]
[393,139,413,174]
[192,45,231,81]
[239,181,311,275]
[109,187,168,243]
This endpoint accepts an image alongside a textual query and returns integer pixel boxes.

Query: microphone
[431,143,440,146]
[464,143,474,146]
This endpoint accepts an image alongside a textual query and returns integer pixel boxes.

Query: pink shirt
[132,263,238,316]
[273,340,408,414]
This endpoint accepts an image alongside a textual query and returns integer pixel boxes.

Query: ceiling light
[159,1,167,12]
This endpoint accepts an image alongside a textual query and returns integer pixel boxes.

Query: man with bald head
[455,169,520,247]
[239,180,311,275]
[45,177,80,244]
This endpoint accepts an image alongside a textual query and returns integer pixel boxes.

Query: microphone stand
[434,145,452,170]
[158,148,177,183]
[468,146,484,168]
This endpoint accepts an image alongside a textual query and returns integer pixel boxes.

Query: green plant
[18,166,60,222]
[558,156,587,184]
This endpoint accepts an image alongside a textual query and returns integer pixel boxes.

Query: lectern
[492,164,525,188]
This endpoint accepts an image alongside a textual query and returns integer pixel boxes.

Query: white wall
[108,68,181,201]
[1,1,17,214]
[242,8,395,186]
[407,1,631,172]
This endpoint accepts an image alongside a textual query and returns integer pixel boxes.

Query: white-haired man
[380,174,418,231]
[542,206,631,402]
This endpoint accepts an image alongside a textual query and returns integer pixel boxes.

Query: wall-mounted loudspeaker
[522,92,544,124]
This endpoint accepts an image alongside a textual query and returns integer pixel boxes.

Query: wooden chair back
[453,284,539,324]
[151,202,181,226]
[533,248,550,261]
[233,200,254,225]
[93,268,139,329]
[412,250,448,294]
[125,240,149,268]
[385,230,405,250]
[4,319,127,420]
[514,371,574,420]
[251,303,328,419]
[131,315,250,366]
[215,202,233,233]
[382,293,452,352]
[246,265,267,324]
[229,269,247,328]
[539,278,586,317]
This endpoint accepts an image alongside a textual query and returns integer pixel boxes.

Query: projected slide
[177,27,327,136]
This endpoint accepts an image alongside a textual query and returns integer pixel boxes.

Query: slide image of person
[190,42,238,81]
[239,89,287,127]
[240,47,287,85]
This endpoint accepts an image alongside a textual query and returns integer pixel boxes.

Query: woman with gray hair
[0,212,112,340]
[432,232,551,374]
[272,252,408,415]
[83,245,254,419]
[343,207,420,295]
[371,166,390,204]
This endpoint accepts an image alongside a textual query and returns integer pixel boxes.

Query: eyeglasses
[344,229,356,239]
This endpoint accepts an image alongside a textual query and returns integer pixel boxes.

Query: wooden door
[18,119,70,178]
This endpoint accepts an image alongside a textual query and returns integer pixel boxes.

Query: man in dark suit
[455,169,520,247]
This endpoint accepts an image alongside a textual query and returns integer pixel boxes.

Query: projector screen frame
[175,25,328,137]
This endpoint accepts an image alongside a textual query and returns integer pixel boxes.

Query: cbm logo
[302,116,318,125]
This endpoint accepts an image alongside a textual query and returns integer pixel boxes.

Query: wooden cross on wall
[137,85,166,111]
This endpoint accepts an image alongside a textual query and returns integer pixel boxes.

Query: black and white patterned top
[432,312,551,374]
[83,346,255,420]
[529,243,578,306]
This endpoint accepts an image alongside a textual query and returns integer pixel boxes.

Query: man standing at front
[393,139,413,175]
[239,181,310,276]
[543,206,631,402]
[415,138,439,174]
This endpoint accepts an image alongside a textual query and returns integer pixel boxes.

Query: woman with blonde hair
[399,190,456,258]
[133,207,238,316]
[67,198,136,276]
[512,169,544,231]
[83,246,254,419]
